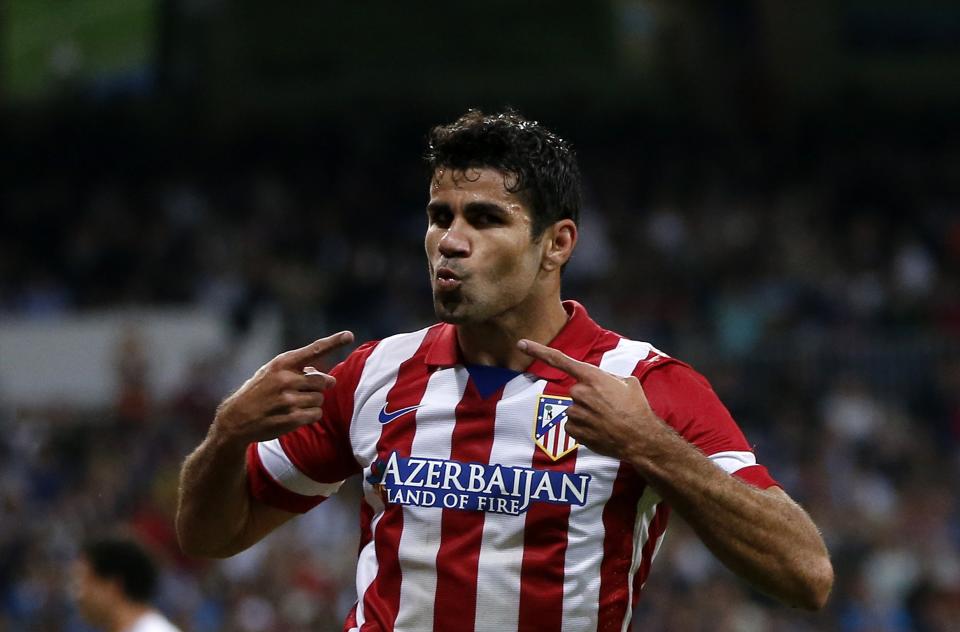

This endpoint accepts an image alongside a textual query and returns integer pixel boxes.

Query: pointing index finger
[517,338,602,382]
[276,331,355,368]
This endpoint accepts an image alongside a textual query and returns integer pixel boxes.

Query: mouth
[435,266,463,292]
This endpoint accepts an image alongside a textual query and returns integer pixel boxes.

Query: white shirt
[125,611,181,632]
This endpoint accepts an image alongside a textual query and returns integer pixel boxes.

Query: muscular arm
[517,339,833,610]
[177,430,295,558]
[176,332,353,558]
[624,424,832,609]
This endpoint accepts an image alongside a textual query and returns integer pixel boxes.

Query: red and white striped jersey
[246,301,777,632]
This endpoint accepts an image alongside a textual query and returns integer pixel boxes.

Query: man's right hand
[211,331,355,446]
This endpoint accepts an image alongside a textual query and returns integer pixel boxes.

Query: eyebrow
[465,201,508,215]
[426,201,509,215]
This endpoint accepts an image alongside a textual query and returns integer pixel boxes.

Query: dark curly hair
[82,538,158,603]
[425,110,582,237]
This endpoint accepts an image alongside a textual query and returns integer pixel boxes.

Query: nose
[438,223,470,258]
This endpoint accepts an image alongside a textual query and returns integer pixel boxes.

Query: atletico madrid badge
[534,394,579,461]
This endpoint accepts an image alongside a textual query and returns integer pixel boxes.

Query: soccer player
[71,537,181,632]
[176,111,833,631]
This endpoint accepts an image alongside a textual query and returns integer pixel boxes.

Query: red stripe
[517,333,619,631]
[517,427,577,632]
[358,498,374,556]
[596,466,644,630]
[593,335,671,621]
[343,604,358,632]
[343,481,375,630]
[248,341,381,515]
[732,464,778,489]
[285,341,381,483]
[330,341,381,432]
[358,327,441,632]
[432,379,502,632]
[245,443,327,513]
[632,504,670,606]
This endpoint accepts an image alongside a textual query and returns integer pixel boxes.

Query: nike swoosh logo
[378,404,423,424]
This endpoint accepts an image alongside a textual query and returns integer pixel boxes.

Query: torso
[343,322,666,632]
[248,301,773,632]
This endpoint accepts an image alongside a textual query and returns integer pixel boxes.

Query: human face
[425,167,544,325]
[70,558,114,628]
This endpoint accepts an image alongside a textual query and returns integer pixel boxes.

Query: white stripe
[473,375,542,632]
[559,422,570,452]
[347,328,429,629]
[393,366,468,631]
[560,337,657,631]
[256,439,343,497]
[592,338,672,632]
[709,450,757,475]
[353,493,385,630]
[622,489,661,632]
[349,327,432,468]
[647,523,668,580]
[560,448,617,632]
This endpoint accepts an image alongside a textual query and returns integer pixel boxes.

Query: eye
[428,208,452,228]
[475,213,503,227]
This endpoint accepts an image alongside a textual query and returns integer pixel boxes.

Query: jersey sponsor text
[368,451,591,516]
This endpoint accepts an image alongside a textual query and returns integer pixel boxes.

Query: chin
[434,305,469,324]
[433,295,473,324]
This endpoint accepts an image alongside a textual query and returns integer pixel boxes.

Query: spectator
[71,537,181,632]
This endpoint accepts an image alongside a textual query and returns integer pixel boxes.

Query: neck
[110,602,151,632]
[456,295,569,372]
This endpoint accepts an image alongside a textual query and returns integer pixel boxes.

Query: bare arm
[621,422,832,609]
[517,339,833,610]
[176,331,354,558]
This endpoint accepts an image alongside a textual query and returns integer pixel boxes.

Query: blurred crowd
[1,143,959,631]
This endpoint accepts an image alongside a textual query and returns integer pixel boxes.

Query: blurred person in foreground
[177,110,833,630]
[71,537,181,632]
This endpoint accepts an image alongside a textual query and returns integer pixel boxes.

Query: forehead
[429,167,526,209]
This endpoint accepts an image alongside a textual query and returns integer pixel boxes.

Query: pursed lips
[434,264,465,291]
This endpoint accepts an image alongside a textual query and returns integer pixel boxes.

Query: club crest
[533,394,578,461]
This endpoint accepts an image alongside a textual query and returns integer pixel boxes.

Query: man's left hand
[517,339,669,461]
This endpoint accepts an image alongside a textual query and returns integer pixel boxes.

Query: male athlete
[71,537,182,632]
[177,111,833,631]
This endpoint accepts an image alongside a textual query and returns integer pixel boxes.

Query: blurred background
[1,1,959,630]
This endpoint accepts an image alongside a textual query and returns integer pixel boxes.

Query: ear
[541,219,578,272]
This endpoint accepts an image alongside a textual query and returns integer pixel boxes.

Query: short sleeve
[246,340,380,513]
[638,361,779,490]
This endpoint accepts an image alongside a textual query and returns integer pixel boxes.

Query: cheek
[512,241,542,275]
[490,243,539,285]
[424,234,439,270]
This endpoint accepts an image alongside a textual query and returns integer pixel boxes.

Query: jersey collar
[423,300,604,382]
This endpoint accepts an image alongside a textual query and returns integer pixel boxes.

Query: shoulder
[353,323,449,362]
[330,324,450,407]
[589,325,699,383]
[129,611,182,632]
[588,328,678,379]
[592,331,719,423]
[339,324,443,378]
